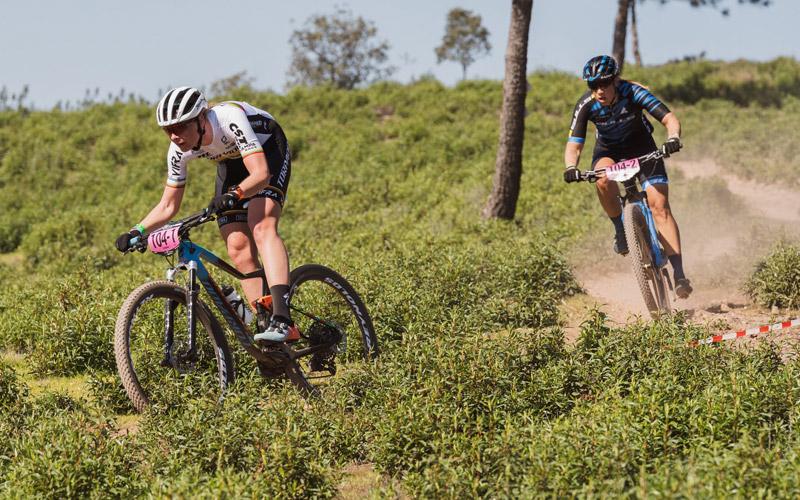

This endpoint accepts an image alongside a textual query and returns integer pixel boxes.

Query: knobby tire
[114,280,235,412]
[623,203,663,316]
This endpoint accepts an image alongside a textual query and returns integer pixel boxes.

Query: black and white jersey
[166,101,280,188]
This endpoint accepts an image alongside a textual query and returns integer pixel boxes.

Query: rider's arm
[566,92,592,168]
[564,141,583,168]
[137,185,185,233]
[661,112,681,139]
[219,104,270,197]
[238,152,270,197]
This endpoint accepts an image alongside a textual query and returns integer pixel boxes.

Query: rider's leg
[644,183,681,260]
[594,157,622,217]
[247,197,291,321]
[594,157,627,254]
[219,221,263,305]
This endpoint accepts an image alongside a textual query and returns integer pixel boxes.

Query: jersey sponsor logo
[276,150,290,186]
[240,142,260,154]
[229,123,248,146]
[570,94,593,132]
[169,150,183,177]
[198,145,240,162]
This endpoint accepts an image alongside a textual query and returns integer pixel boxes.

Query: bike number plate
[605,158,641,182]
[148,225,181,254]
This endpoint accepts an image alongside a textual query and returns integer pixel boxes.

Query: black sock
[269,284,291,321]
[610,215,624,235]
[668,254,685,280]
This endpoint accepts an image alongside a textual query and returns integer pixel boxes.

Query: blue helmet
[582,55,619,83]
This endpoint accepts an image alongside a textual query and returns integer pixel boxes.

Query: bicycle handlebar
[576,148,669,183]
[126,208,217,254]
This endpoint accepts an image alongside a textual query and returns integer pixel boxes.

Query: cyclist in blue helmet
[562,55,692,299]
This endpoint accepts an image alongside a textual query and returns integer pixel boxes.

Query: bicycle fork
[160,262,200,368]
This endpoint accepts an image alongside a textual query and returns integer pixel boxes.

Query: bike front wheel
[114,280,235,412]
[287,264,378,385]
[623,203,671,317]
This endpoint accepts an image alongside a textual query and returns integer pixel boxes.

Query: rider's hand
[208,190,241,214]
[563,166,582,183]
[661,137,682,157]
[115,229,142,253]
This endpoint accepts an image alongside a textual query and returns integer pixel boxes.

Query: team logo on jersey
[169,151,183,177]
[229,123,248,146]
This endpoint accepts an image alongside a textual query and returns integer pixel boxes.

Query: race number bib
[605,158,641,182]
[147,225,181,254]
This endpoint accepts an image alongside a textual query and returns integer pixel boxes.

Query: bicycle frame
[158,232,341,368]
[164,239,269,365]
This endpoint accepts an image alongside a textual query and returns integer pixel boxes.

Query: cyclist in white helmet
[115,86,299,342]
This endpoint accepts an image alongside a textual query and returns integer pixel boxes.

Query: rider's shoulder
[575,89,595,107]
[620,79,651,95]
[210,101,249,118]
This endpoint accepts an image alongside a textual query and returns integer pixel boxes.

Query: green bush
[626,57,800,107]
[2,410,145,498]
[0,361,28,410]
[24,267,119,376]
[86,370,134,414]
[134,386,340,498]
[744,243,800,309]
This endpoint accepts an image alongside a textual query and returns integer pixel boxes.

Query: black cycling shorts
[215,129,291,228]
[591,136,668,189]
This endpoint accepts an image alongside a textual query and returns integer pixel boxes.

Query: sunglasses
[163,119,196,136]
[588,78,614,91]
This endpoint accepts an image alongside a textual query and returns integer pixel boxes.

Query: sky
[1,0,797,109]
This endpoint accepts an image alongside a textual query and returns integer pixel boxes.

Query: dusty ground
[564,157,800,346]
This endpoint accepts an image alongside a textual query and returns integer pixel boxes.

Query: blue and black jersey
[568,80,670,149]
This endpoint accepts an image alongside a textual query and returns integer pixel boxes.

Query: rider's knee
[250,219,280,242]
[226,232,255,263]
[649,203,671,221]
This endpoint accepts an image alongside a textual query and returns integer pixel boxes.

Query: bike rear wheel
[114,280,235,412]
[287,264,378,386]
[623,203,670,317]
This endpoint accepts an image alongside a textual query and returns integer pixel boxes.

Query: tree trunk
[482,0,533,220]
[612,0,630,73]
[630,0,642,66]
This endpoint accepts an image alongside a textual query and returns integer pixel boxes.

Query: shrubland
[745,242,800,309]
[0,58,799,496]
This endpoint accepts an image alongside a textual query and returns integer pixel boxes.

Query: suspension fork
[162,267,179,367]
[185,260,200,357]
[161,261,200,366]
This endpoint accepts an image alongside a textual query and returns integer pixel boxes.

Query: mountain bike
[114,208,378,412]
[575,149,674,316]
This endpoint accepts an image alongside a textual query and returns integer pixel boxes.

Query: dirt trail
[566,158,800,342]
[678,158,800,224]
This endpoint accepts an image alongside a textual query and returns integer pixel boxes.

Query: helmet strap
[192,115,205,151]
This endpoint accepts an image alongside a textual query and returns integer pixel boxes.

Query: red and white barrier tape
[691,318,800,346]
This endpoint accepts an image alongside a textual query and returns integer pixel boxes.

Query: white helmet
[156,86,207,127]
